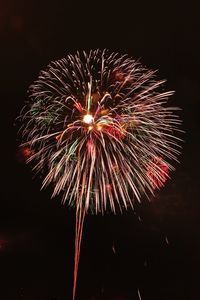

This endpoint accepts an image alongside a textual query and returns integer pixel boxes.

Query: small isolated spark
[18,49,182,300]
[165,236,169,245]
[137,289,142,300]
[112,241,116,254]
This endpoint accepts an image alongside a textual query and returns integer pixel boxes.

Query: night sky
[1,1,200,299]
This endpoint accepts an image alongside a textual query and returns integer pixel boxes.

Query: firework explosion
[19,49,182,299]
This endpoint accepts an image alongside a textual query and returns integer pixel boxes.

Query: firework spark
[19,49,182,299]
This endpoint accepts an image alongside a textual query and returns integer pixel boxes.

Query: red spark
[147,157,169,189]
[16,146,33,163]
[104,125,124,140]
[74,101,83,112]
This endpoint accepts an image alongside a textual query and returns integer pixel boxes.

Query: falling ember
[137,289,142,300]
[16,146,33,163]
[165,236,169,245]
[112,241,116,254]
[18,49,182,300]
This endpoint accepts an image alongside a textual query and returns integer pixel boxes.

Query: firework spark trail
[19,49,182,299]
[73,207,86,300]
[137,289,142,300]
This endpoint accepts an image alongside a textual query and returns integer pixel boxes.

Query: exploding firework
[19,49,182,299]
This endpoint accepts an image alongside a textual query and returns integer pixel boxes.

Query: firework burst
[19,49,182,299]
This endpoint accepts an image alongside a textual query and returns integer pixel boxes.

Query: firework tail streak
[19,49,182,300]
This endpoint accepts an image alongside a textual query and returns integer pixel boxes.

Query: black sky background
[1,1,200,299]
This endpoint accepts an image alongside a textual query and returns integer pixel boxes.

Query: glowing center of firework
[83,114,94,124]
